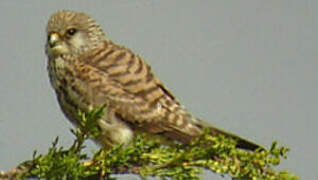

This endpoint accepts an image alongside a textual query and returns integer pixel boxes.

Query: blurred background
[0,1,317,179]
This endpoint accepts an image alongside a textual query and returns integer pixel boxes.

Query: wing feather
[74,44,202,140]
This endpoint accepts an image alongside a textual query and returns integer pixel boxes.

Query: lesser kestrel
[46,10,260,150]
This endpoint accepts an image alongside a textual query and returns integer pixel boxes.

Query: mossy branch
[0,106,299,180]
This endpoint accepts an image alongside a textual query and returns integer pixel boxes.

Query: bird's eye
[66,28,77,36]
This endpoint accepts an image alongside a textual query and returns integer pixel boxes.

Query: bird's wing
[73,44,261,150]
[74,43,203,141]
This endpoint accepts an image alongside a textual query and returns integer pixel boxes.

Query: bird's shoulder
[78,41,178,104]
[75,41,192,118]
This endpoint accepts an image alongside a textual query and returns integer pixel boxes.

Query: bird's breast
[47,56,94,124]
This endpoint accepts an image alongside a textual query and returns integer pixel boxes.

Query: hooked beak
[48,33,60,48]
[46,32,68,56]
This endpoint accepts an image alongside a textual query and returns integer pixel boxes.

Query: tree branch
[0,107,299,180]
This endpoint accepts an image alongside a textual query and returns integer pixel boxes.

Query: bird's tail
[167,113,263,151]
[204,124,262,151]
[158,97,261,151]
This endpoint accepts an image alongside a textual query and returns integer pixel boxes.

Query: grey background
[0,1,317,179]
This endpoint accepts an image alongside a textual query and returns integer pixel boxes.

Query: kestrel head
[46,10,106,56]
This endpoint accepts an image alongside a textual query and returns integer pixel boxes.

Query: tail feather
[161,103,262,151]
[207,125,262,151]
[166,115,263,151]
[188,117,262,151]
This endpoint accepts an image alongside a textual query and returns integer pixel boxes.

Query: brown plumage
[46,10,260,150]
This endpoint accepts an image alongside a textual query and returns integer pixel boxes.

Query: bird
[45,10,261,151]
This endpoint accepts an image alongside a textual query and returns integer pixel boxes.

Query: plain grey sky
[0,1,317,179]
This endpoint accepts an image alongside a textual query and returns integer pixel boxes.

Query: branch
[0,107,299,180]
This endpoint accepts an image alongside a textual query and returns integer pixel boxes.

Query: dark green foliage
[12,106,299,180]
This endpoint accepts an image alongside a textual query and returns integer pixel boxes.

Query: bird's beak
[46,32,68,56]
[48,32,61,48]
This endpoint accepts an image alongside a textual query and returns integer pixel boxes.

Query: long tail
[206,125,262,151]
[165,115,263,151]
[156,96,262,151]
[182,113,263,151]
